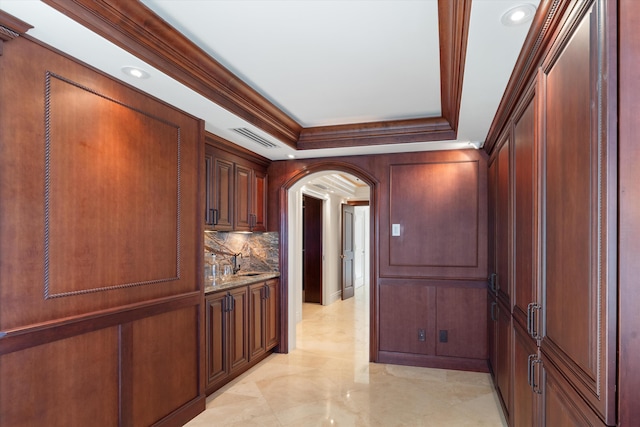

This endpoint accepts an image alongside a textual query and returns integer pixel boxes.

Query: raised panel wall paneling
[0,35,201,330]
[0,29,204,426]
[131,306,200,426]
[386,160,484,279]
[435,286,486,360]
[379,283,436,356]
[541,2,616,423]
[0,327,119,427]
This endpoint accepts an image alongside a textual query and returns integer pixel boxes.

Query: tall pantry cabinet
[487,0,616,425]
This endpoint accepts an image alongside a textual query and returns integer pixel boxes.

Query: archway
[278,162,378,361]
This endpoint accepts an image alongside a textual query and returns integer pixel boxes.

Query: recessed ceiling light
[121,66,150,79]
[501,4,536,26]
[287,154,296,159]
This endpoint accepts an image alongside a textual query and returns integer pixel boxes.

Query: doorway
[286,170,372,353]
[303,195,323,303]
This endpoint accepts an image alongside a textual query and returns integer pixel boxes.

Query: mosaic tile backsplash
[204,231,279,273]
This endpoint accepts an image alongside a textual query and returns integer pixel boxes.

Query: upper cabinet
[204,134,269,232]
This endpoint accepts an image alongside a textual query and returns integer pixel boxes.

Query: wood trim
[41,0,471,151]
[119,323,134,427]
[205,132,271,168]
[0,292,202,356]
[0,9,33,56]
[297,117,455,150]
[438,0,472,131]
[0,9,32,40]
[378,350,489,373]
[42,0,301,149]
[346,200,370,207]
[484,0,573,155]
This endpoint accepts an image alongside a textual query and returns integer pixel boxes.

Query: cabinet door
[235,164,252,231]
[512,91,539,331]
[252,170,268,232]
[213,157,234,230]
[228,287,249,373]
[204,144,215,227]
[513,321,539,427]
[541,354,607,427]
[495,136,511,306]
[265,279,279,350]
[487,292,497,376]
[495,299,511,420]
[205,292,227,390]
[248,283,266,361]
[542,3,615,423]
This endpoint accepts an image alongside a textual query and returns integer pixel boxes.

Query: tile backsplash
[204,231,279,273]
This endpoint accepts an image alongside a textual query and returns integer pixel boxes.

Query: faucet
[231,253,242,274]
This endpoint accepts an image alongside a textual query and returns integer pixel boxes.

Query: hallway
[185,286,507,426]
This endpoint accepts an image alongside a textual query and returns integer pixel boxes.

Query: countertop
[204,271,280,295]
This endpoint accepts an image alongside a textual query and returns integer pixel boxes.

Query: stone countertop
[204,271,280,295]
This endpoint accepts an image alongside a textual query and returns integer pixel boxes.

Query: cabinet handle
[489,273,498,293]
[265,284,270,299]
[531,358,543,394]
[490,301,497,322]
[527,354,535,387]
[213,209,219,226]
[527,303,542,340]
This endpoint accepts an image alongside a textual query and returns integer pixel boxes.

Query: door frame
[278,163,378,362]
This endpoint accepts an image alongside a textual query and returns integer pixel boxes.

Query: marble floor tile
[185,286,507,426]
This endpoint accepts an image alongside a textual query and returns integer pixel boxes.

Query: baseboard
[153,394,206,427]
[377,351,489,373]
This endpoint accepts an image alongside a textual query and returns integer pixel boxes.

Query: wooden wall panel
[0,27,205,427]
[618,0,640,424]
[268,150,488,367]
[388,161,479,268]
[0,36,201,331]
[132,307,200,426]
[379,282,436,355]
[46,72,179,297]
[435,286,486,359]
[0,327,119,427]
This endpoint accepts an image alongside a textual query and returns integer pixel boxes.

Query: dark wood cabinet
[206,278,278,395]
[205,286,249,393]
[513,321,540,427]
[495,298,512,420]
[540,2,616,424]
[249,279,279,361]
[205,141,268,232]
[487,1,617,425]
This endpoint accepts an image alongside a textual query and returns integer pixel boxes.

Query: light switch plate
[392,224,401,236]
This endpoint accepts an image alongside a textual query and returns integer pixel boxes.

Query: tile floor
[185,286,507,426]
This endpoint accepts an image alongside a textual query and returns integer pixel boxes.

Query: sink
[238,273,262,277]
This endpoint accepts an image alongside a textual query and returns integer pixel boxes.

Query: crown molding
[42,0,470,151]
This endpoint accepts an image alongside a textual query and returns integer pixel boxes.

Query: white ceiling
[0,0,539,160]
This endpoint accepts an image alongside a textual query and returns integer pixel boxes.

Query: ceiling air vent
[313,184,329,190]
[231,128,279,149]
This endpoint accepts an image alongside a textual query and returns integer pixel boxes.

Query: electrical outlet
[418,329,426,342]
[439,330,448,343]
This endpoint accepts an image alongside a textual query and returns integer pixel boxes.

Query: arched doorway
[278,163,378,361]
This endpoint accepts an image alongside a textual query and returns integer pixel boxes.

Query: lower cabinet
[249,279,280,360]
[206,279,279,395]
